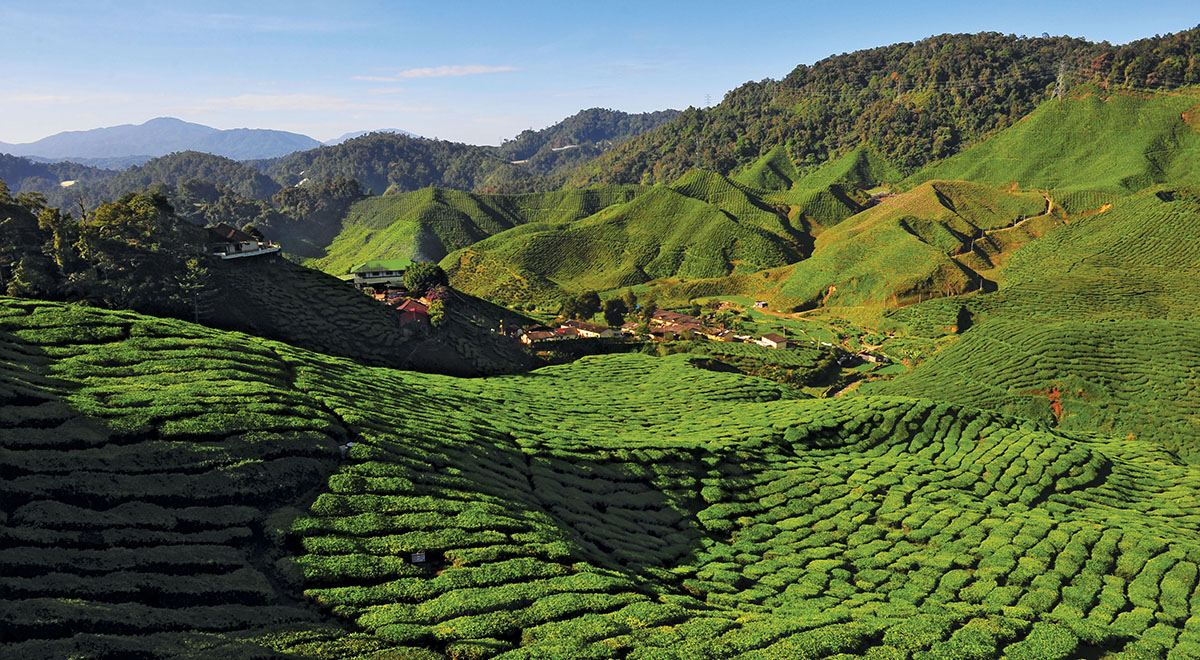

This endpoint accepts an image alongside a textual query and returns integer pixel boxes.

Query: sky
[0,1,1196,146]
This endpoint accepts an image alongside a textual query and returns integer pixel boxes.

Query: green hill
[259,133,527,196]
[566,28,1200,188]
[888,184,1200,334]
[790,145,902,191]
[441,171,859,306]
[905,89,1200,194]
[860,317,1200,458]
[9,297,1200,657]
[310,185,645,276]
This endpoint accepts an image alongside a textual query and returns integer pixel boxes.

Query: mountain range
[0,117,324,163]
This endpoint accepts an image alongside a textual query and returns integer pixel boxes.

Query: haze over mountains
[0,118,423,166]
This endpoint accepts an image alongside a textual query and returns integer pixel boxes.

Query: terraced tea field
[7,297,1200,658]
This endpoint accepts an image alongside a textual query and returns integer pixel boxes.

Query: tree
[576,290,601,319]
[689,301,702,317]
[640,293,658,322]
[621,289,638,311]
[602,298,628,327]
[403,261,449,295]
[0,176,10,203]
[428,299,447,327]
[175,258,212,324]
[558,297,580,320]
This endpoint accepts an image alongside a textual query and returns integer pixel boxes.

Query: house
[702,328,736,342]
[395,299,430,325]
[206,223,280,259]
[352,258,412,290]
[651,309,701,327]
[521,330,558,345]
[753,301,768,309]
[858,352,890,364]
[758,333,789,349]
[561,320,618,338]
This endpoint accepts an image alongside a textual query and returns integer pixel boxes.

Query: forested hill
[565,27,1200,187]
[257,108,681,195]
[489,108,681,181]
[258,133,523,195]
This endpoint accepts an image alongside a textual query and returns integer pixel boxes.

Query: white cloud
[352,65,518,82]
[184,93,437,114]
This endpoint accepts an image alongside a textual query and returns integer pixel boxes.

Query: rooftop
[353,258,413,274]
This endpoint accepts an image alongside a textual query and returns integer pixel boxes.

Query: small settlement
[346,258,431,326]
[524,308,788,351]
[521,305,889,364]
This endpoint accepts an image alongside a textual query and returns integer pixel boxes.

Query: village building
[520,330,558,345]
[561,320,618,338]
[206,223,280,259]
[758,333,789,349]
[651,309,701,327]
[395,299,430,325]
[352,258,412,291]
[702,328,737,342]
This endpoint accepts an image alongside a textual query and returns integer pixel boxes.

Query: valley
[2,23,1200,660]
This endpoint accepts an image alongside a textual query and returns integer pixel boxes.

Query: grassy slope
[770,180,1046,309]
[889,185,1200,334]
[309,185,644,276]
[860,317,1200,458]
[866,185,1200,460]
[9,297,1200,658]
[441,171,859,306]
[905,89,1200,194]
[630,91,1200,312]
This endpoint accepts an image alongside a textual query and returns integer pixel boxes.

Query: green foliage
[906,90,1200,194]
[309,184,645,276]
[441,171,858,307]
[602,297,628,327]
[566,29,1200,187]
[404,261,450,295]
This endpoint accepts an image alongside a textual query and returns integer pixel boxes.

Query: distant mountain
[322,128,422,146]
[0,117,322,161]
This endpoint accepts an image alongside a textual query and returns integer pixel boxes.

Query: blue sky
[0,1,1196,145]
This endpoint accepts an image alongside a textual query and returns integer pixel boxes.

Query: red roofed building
[395,299,430,325]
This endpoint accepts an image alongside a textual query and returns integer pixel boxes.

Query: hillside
[906,88,1200,193]
[258,132,525,195]
[7,297,1200,658]
[441,171,860,306]
[204,254,535,377]
[492,108,681,179]
[565,28,1200,187]
[310,185,645,276]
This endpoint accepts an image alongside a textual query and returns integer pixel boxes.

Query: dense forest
[565,27,1200,186]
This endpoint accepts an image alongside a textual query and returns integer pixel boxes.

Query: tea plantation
[6,296,1200,658]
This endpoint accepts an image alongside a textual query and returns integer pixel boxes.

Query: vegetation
[565,28,1200,187]
[6,298,1200,658]
[310,184,645,275]
[441,171,859,307]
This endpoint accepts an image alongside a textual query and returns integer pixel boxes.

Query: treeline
[0,182,209,318]
[565,27,1200,186]
[0,172,365,316]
